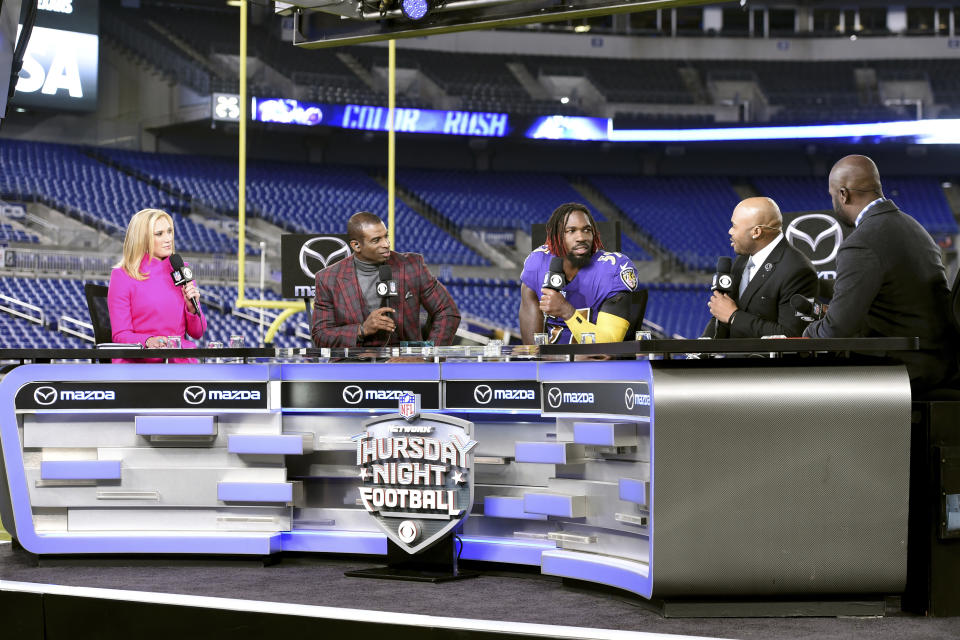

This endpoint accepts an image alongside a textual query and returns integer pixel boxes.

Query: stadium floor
[0,544,957,640]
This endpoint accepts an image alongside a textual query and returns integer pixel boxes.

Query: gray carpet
[1,545,958,640]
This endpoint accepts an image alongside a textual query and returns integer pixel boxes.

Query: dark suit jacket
[705,239,818,338]
[804,200,956,390]
[311,252,460,347]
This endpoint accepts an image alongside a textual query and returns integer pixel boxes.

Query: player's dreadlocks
[545,203,604,257]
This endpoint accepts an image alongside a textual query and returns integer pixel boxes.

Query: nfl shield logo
[399,393,420,422]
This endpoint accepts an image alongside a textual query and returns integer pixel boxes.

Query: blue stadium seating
[754,176,959,235]
[98,149,489,266]
[0,140,245,254]
[642,282,711,339]
[444,278,521,332]
[589,176,742,270]
[397,169,651,261]
[0,223,39,244]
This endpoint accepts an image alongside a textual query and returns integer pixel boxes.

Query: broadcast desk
[0,339,916,607]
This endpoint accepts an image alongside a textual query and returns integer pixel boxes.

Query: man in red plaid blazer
[311,212,460,347]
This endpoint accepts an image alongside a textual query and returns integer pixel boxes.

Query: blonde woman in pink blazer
[107,208,206,363]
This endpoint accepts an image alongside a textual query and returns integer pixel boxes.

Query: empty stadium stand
[97,149,488,266]
[589,176,743,270]
[0,140,246,254]
[754,175,959,235]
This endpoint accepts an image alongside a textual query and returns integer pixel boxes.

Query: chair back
[84,283,113,344]
[625,288,649,339]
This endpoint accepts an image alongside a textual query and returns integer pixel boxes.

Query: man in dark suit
[705,197,818,338]
[803,155,956,391]
[311,212,460,347]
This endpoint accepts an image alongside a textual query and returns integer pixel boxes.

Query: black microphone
[376,265,399,309]
[543,256,566,292]
[711,257,733,294]
[790,294,826,322]
[169,253,200,315]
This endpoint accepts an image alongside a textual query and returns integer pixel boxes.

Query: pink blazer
[107,254,207,363]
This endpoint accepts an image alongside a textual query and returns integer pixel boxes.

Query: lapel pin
[764,263,772,272]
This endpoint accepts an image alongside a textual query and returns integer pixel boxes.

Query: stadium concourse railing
[0,247,262,282]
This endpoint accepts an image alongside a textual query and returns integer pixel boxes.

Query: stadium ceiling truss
[278,0,730,48]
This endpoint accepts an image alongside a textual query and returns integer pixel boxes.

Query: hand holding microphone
[169,253,201,316]
[361,307,396,336]
[359,265,398,341]
[540,256,574,319]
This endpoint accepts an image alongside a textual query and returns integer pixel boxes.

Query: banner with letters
[16,381,267,411]
[13,0,98,112]
[540,381,650,418]
[355,406,476,554]
[282,380,441,411]
[443,380,540,411]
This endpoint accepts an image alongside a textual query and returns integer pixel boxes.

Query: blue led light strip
[606,118,960,144]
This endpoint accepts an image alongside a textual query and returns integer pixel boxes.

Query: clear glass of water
[229,335,245,349]
[533,333,548,345]
[581,333,596,344]
[166,336,181,349]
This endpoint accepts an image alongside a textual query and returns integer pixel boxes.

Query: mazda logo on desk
[541,382,650,416]
[547,387,563,409]
[342,385,363,405]
[183,386,207,405]
[443,381,539,410]
[283,381,441,410]
[16,382,267,410]
[33,386,58,406]
[473,385,492,404]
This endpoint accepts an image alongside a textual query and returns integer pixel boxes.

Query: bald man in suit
[705,197,818,338]
[804,155,957,391]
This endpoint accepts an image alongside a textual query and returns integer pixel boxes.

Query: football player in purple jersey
[519,203,639,345]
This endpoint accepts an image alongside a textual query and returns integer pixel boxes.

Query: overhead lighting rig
[275,0,726,48]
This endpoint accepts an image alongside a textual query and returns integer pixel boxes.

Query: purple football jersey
[520,245,638,344]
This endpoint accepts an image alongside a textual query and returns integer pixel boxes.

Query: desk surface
[0,337,921,362]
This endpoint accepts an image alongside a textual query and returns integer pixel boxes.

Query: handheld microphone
[376,265,399,308]
[711,257,733,294]
[543,256,566,292]
[169,253,200,315]
[790,294,826,322]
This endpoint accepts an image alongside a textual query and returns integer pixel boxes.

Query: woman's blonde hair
[117,208,175,280]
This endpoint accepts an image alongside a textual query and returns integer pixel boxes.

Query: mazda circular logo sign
[299,236,351,279]
[342,385,363,405]
[473,384,492,405]
[33,385,57,406]
[624,387,635,411]
[183,385,207,405]
[546,386,562,409]
[785,214,845,266]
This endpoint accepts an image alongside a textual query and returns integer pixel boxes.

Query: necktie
[739,257,754,298]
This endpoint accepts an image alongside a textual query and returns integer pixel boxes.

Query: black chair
[83,283,113,344]
[625,288,649,340]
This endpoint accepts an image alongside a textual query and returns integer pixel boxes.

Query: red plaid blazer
[311,252,460,347]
